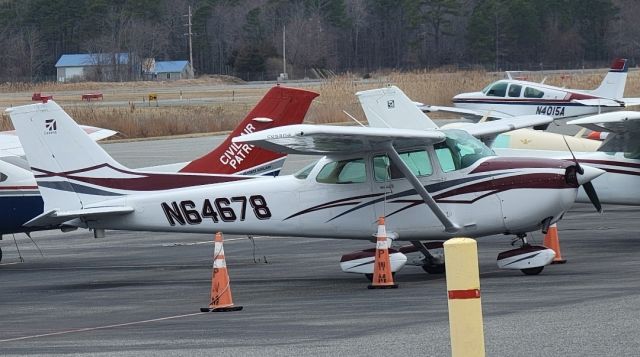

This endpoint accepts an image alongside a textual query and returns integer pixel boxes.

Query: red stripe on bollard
[448,289,481,300]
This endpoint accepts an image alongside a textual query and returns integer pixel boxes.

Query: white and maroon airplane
[6,98,603,276]
[423,59,640,126]
[0,86,318,262]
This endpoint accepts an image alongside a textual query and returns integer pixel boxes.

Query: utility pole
[283,24,287,79]
[185,5,194,76]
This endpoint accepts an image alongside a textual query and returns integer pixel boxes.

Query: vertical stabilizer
[7,101,128,211]
[180,86,319,176]
[356,86,439,130]
[590,58,628,99]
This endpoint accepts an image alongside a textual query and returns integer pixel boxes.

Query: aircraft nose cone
[577,165,605,185]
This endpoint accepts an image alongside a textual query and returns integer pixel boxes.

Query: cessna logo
[44,119,57,134]
[387,100,395,109]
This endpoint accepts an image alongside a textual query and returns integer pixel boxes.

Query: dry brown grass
[308,69,640,124]
[0,75,243,94]
[3,68,638,138]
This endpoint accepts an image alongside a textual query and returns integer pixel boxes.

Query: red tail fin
[180,86,319,175]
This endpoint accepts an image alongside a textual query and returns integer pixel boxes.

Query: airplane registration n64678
[161,195,272,226]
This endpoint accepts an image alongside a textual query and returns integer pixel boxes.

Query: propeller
[562,136,603,213]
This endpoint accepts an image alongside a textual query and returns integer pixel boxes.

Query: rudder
[180,86,319,176]
[590,58,628,99]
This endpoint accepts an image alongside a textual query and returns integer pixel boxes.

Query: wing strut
[384,142,461,233]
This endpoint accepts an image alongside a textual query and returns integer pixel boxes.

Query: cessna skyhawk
[6,99,603,277]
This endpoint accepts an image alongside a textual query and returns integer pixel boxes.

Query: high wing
[232,124,446,155]
[567,111,640,154]
[234,123,458,232]
[0,125,117,157]
[446,115,553,147]
[419,105,512,121]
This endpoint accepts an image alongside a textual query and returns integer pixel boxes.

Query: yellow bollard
[444,238,485,357]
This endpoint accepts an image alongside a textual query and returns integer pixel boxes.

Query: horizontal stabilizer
[571,99,622,107]
[568,111,640,153]
[233,124,446,155]
[619,98,640,107]
[0,125,117,157]
[419,105,511,121]
[24,206,134,227]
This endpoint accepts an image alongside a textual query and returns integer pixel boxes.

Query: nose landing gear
[497,233,555,275]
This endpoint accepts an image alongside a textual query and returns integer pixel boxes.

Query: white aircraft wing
[0,125,117,157]
[419,105,512,121]
[233,124,446,155]
[571,99,623,107]
[567,111,640,153]
[454,115,554,146]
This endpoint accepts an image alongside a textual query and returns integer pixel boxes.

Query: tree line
[0,0,635,82]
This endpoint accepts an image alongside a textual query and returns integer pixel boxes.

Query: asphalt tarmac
[1,135,639,356]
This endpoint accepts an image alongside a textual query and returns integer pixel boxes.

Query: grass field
[2,68,638,137]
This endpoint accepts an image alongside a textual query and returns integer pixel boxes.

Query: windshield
[481,82,494,94]
[435,129,495,171]
[294,160,319,179]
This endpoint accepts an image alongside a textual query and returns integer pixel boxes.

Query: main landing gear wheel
[521,266,544,275]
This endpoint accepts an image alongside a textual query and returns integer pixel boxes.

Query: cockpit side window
[373,150,432,182]
[0,173,6,182]
[508,84,522,97]
[316,158,366,184]
[524,87,544,98]
[486,82,508,97]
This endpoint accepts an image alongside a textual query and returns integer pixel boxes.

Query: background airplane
[7,98,603,276]
[422,58,640,127]
[0,86,318,261]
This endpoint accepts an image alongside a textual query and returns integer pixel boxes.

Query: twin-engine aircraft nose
[576,165,605,185]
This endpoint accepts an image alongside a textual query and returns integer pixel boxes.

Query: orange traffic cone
[200,232,243,312]
[543,223,567,264]
[368,217,398,289]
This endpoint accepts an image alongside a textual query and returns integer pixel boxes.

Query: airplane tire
[521,266,544,275]
[422,263,445,274]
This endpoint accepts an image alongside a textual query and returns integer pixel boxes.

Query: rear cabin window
[0,173,6,182]
[373,150,432,182]
[524,87,544,98]
[486,82,508,97]
[316,158,366,184]
[508,84,522,97]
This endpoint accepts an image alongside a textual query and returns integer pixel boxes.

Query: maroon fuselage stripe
[448,289,481,300]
